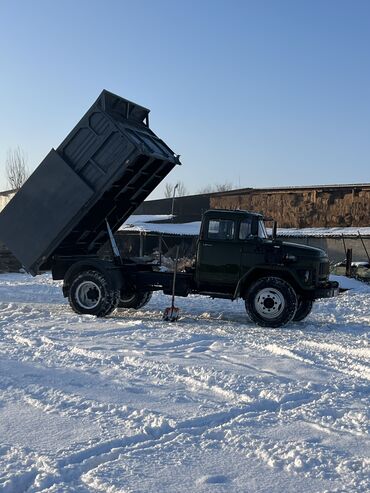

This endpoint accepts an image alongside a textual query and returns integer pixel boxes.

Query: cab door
[239,218,265,273]
[196,217,241,290]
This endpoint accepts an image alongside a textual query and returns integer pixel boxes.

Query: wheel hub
[75,281,101,309]
[120,292,136,303]
[254,287,285,319]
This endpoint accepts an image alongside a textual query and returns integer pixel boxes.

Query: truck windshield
[258,220,268,239]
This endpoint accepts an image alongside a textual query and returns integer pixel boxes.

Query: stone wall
[210,185,370,228]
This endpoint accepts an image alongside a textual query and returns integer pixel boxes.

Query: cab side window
[239,218,253,240]
[207,219,235,240]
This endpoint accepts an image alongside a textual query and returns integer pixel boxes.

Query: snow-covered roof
[277,227,370,238]
[120,218,201,236]
[122,215,173,224]
[120,215,370,238]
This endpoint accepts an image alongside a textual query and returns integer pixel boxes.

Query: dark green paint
[195,209,333,299]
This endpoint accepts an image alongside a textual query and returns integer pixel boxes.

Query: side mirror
[272,220,277,240]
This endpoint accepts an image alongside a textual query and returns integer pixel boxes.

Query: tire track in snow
[21,390,325,492]
[5,313,355,433]
[1,278,369,492]
[256,339,370,381]
[300,340,370,381]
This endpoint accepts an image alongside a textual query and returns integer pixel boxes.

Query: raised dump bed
[0,90,180,275]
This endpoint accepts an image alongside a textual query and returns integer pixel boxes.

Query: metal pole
[358,230,370,263]
[171,246,180,309]
[171,183,179,217]
[341,234,347,257]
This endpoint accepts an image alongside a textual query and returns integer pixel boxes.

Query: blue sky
[0,0,369,198]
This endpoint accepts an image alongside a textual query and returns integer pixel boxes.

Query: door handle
[204,243,213,247]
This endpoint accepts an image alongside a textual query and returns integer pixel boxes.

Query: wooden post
[345,248,353,277]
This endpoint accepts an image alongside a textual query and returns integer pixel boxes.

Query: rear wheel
[293,298,313,322]
[245,277,297,328]
[68,270,120,317]
[118,290,152,309]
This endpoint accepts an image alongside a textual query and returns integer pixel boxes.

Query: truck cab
[196,210,265,291]
[195,209,339,326]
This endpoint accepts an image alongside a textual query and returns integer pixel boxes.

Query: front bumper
[313,281,340,299]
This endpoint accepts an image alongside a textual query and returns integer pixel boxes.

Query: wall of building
[0,190,16,212]
[134,193,211,222]
[278,236,370,263]
[210,185,370,228]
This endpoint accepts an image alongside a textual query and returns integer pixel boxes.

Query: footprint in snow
[198,474,230,485]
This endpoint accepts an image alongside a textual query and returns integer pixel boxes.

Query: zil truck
[0,90,339,328]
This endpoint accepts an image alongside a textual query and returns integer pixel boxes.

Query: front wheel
[245,277,297,328]
[68,270,120,317]
[293,299,313,322]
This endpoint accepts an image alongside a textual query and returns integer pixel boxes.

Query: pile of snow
[0,273,369,492]
[330,274,370,292]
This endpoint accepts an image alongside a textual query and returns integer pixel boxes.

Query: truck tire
[68,270,120,317]
[245,277,297,328]
[293,299,313,322]
[118,290,152,309]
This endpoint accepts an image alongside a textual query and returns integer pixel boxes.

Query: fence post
[345,248,353,277]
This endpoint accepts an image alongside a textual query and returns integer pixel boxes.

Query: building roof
[120,215,370,238]
[211,183,370,196]
[0,189,16,197]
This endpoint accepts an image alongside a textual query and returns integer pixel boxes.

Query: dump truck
[0,90,339,327]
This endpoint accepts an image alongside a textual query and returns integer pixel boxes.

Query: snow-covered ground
[0,273,369,492]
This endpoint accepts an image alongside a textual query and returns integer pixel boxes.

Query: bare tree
[6,147,29,190]
[164,183,174,198]
[198,182,235,194]
[176,181,187,197]
[164,181,187,198]
[214,182,234,192]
